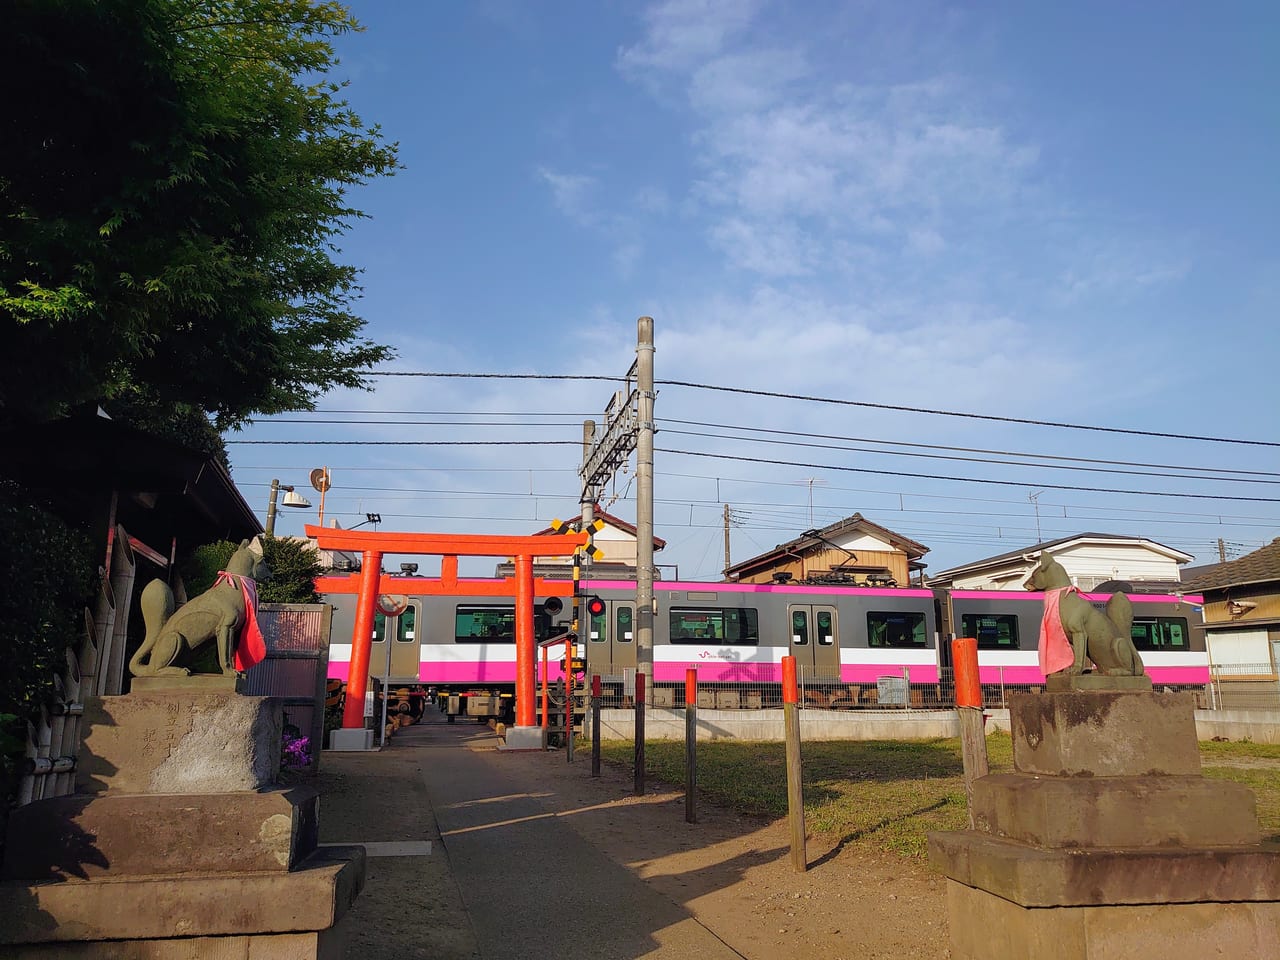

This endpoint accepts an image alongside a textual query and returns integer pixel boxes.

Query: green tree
[259,536,324,604]
[0,0,399,430]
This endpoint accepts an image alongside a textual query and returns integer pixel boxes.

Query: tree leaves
[1,0,399,430]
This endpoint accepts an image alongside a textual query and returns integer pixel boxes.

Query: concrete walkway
[317,712,746,960]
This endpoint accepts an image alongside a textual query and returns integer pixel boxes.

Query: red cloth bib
[1039,586,1077,676]
[216,571,267,671]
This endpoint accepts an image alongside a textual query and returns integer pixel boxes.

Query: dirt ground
[496,744,951,960]
[317,721,951,960]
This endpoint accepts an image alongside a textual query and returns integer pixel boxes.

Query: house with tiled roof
[493,509,666,580]
[1182,537,1280,675]
[926,533,1194,592]
[723,513,928,587]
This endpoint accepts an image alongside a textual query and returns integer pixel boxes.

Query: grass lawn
[597,733,1280,858]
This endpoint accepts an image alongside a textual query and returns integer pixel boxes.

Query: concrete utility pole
[636,316,656,682]
[723,503,731,576]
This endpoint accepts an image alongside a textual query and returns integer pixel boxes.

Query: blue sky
[228,0,1279,580]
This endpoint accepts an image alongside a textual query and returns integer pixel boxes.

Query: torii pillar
[305,526,587,739]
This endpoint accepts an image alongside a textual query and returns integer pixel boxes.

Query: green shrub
[259,537,323,604]
[178,540,239,597]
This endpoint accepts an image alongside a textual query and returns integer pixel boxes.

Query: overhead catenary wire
[247,411,1280,480]
[362,371,1280,448]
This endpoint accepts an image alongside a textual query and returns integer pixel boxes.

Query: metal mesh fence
[581,662,1217,711]
[1207,663,1280,711]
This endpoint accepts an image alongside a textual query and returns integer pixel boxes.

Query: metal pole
[265,479,280,537]
[379,631,393,747]
[636,316,655,681]
[572,426,598,763]
[591,674,602,778]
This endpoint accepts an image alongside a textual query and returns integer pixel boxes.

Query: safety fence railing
[1207,663,1280,712]
[579,662,1219,712]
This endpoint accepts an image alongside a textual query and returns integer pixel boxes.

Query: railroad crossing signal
[585,595,606,618]
[550,518,605,560]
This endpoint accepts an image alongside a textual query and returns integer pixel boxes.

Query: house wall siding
[945,543,1186,591]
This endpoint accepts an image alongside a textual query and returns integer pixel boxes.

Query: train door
[584,599,636,678]
[369,603,422,681]
[787,604,839,674]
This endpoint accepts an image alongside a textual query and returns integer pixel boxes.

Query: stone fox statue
[1024,553,1145,677]
[130,540,270,678]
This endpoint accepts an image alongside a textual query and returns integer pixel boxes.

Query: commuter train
[318,575,1209,714]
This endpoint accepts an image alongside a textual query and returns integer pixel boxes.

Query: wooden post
[685,668,697,824]
[591,674,602,778]
[952,637,989,828]
[782,656,806,873]
[634,672,646,797]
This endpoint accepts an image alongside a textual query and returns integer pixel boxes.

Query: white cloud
[617,0,762,75]
[537,168,599,226]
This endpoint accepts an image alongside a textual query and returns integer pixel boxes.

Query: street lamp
[265,480,312,537]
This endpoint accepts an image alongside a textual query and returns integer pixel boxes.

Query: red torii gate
[305,525,588,730]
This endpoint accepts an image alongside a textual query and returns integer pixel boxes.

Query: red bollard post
[782,655,806,872]
[685,668,697,823]
[591,674,602,778]
[634,672,646,797]
[951,637,989,827]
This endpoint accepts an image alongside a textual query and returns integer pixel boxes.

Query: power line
[656,447,1280,504]
[243,410,1280,480]
[363,371,1280,448]
[662,427,1280,486]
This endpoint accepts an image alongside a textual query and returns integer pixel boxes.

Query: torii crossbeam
[305,525,588,731]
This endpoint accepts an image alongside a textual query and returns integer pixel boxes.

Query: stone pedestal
[0,690,364,958]
[930,690,1280,959]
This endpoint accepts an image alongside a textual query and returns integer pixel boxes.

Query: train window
[1131,617,1189,650]
[817,610,834,646]
[960,614,1020,650]
[616,606,633,643]
[669,607,759,645]
[792,611,809,646]
[867,612,927,648]
[396,606,417,643]
[589,606,605,642]
[454,605,516,643]
[372,611,386,642]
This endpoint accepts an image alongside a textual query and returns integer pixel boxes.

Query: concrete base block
[79,693,281,794]
[971,774,1261,848]
[326,728,374,752]
[944,879,1280,960]
[0,924,347,959]
[498,726,545,751]
[2,788,319,881]
[929,831,1280,907]
[0,846,364,946]
[1009,691,1200,777]
[1044,673,1153,693]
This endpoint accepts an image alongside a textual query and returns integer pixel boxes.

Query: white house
[928,533,1194,592]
